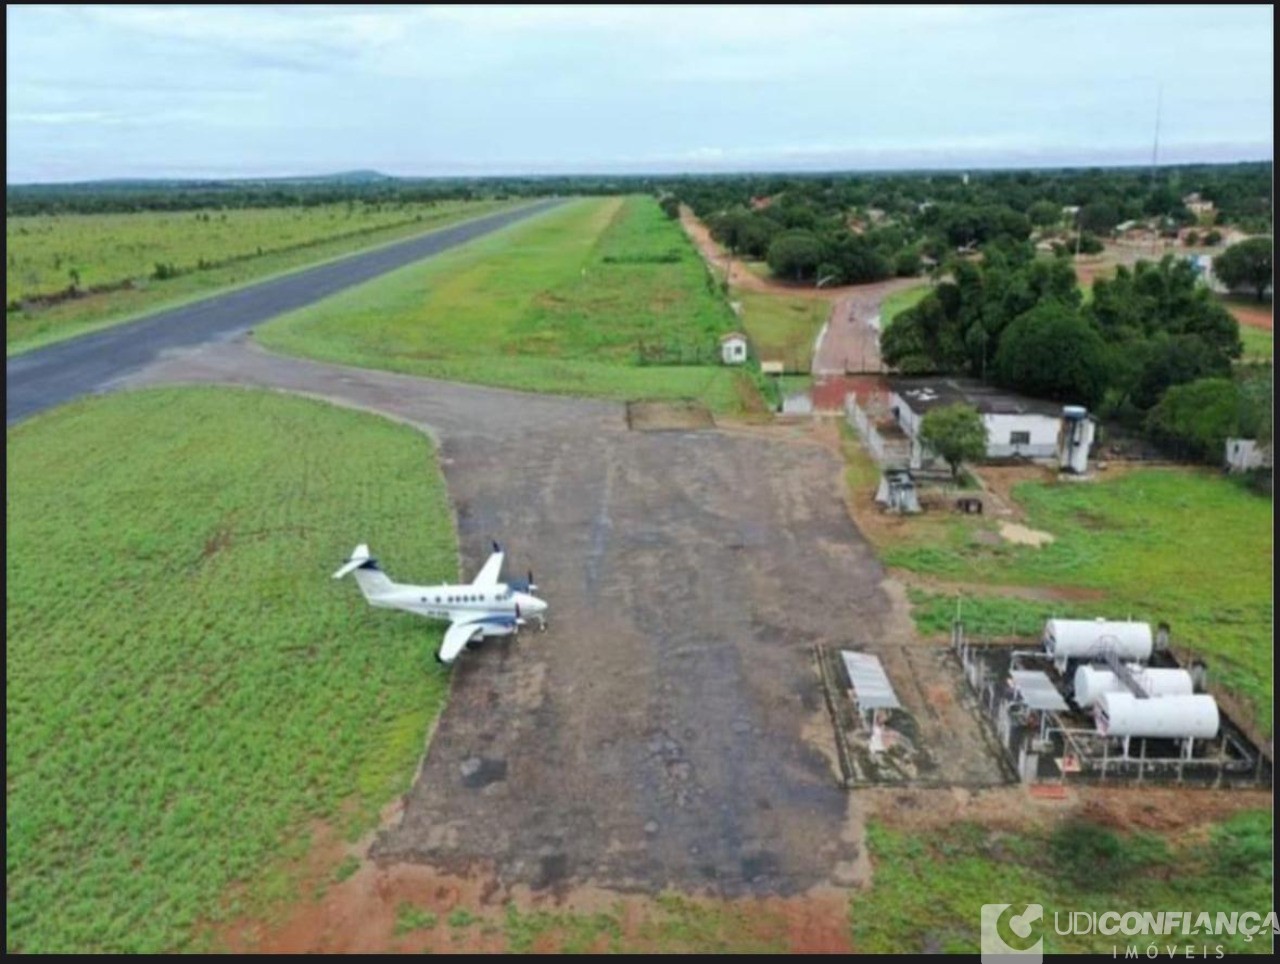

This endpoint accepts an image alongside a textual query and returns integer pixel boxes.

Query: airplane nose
[519,593,547,614]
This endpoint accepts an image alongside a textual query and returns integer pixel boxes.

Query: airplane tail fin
[332,544,396,601]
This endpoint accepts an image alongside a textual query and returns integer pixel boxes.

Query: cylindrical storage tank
[1044,619,1153,663]
[1073,665,1124,708]
[1073,666,1195,707]
[1133,668,1195,699]
[1095,693,1219,739]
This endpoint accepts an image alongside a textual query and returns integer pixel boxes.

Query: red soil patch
[1226,299,1273,331]
[812,374,888,412]
[865,785,1270,837]
[214,803,856,954]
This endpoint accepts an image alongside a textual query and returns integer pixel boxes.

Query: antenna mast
[1149,85,1162,187]
[1149,85,1163,257]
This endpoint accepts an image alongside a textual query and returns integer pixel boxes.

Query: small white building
[720,332,749,365]
[1225,438,1272,474]
[887,377,1094,470]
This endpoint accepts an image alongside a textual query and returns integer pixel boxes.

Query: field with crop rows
[259,196,754,413]
[6,199,516,353]
[6,387,457,952]
[849,812,1273,954]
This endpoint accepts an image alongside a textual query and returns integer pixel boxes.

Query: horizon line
[7,153,1276,189]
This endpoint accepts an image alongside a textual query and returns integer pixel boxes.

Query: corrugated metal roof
[1009,670,1070,712]
[841,651,901,710]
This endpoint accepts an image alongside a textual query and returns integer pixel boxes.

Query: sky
[5,4,1274,183]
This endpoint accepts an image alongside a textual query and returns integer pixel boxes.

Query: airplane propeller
[508,569,538,593]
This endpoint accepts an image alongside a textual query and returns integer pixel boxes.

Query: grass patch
[6,387,457,952]
[447,908,479,929]
[332,856,362,883]
[6,199,519,354]
[850,811,1274,954]
[395,903,438,936]
[906,587,1101,637]
[881,469,1273,725]
[1239,324,1272,362]
[638,893,789,953]
[259,196,755,415]
[498,896,792,953]
[504,903,623,953]
[736,289,828,371]
[878,283,931,331]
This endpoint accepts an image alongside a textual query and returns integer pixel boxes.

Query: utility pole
[1150,85,1163,259]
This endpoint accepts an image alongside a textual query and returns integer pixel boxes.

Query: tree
[1145,377,1244,462]
[894,247,922,277]
[1130,334,1234,411]
[1214,237,1273,301]
[919,403,988,480]
[1027,200,1062,229]
[658,195,680,220]
[766,230,824,282]
[1079,200,1120,235]
[993,302,1111,406]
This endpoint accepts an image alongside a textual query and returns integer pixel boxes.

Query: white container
[1073,665,1195,707]
[1044,618,1153,663]
[1096,692,1219,739]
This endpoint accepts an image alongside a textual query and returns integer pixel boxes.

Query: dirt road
[678,206,920,412]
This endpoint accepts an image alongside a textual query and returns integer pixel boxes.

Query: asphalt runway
[6,198,563,425]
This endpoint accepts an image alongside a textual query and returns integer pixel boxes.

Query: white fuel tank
[1044,618,1153,663]
[1073,665,1195,708]
[1095,692,1219,739]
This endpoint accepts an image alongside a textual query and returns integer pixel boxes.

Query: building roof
[1009,670,1070,712]
[720,331,748,343]
[840,651,901,711]
[888,377,1067,417]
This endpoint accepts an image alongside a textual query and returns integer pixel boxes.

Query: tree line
[881,241,1271,466]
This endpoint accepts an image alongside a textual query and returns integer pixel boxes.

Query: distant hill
[7,170,398,190]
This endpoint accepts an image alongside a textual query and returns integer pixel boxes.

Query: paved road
[6,199,564,425]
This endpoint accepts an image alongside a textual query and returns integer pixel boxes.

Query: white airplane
[333,541,548,664]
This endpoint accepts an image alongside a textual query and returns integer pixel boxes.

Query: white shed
[1225,438,1271,473]
[720,332,749,365]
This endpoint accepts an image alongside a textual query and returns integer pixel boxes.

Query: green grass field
[6,387,457,952]
[878,284,931,330]
[736,290,828,372]
[1239,324,1273,362]
[849,811,1273,954]
[880,469,1273,726]
[6,199,517,354]
[259,196,753,414]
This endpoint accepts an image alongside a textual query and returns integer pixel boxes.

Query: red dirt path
[1227,299,1273,331]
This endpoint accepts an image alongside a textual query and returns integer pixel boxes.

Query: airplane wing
[472,544,504,588]
[439,619,483,664]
